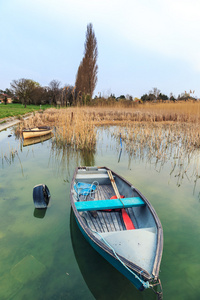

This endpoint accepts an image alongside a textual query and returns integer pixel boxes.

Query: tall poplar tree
[75,23,98,101]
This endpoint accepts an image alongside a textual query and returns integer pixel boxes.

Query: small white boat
[22,126,52,139]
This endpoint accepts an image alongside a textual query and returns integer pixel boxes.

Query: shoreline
[0,113,33,132]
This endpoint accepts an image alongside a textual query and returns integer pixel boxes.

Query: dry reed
[11,102,200,193]
[15,108,97,151]
[15,102,200,152]
[87,101,200,124]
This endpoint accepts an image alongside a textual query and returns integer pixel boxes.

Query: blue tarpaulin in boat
[74,182,97,197]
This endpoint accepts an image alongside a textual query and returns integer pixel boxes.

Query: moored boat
[70,166,163,297]
[22,126,52,139]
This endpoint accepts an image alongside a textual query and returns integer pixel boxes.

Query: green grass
[0,103,52,119]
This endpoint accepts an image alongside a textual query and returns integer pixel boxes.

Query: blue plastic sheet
[74,182,97,197]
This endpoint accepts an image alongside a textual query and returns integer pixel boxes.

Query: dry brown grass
[115,122,200,155]
[16,108,97,150]
[113,121,200,191]
[89,101,200,124]
[15,102,200,151]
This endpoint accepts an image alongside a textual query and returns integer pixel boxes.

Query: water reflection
[23,133,54,147]
[118,148,122,163]
[48,143,96,180]
[81,149,95,166]
[33,208,47,218]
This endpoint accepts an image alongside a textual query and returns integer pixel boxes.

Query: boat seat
[75,197,145,211]
[76,173,110,179]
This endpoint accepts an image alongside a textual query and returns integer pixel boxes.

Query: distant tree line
[140,88,197,103]
[0,79,75,108]
[1,83,198,108]
[94,88,198,103]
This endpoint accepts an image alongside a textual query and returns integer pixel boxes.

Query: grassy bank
[0,103,52,120]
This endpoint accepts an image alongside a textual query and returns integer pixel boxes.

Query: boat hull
[70,166,163,292]
[23,127,52,139]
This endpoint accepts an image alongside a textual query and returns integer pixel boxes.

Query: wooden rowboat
[22,126,52,139]
[70,166,163,296]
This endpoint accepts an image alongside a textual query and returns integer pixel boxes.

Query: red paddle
[107,170,135,230]
[110,195,135,230]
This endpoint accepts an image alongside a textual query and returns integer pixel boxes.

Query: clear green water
[0,127,199,300]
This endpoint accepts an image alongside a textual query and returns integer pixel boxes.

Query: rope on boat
[150,278,163,299]
[82,215,150,290]
[82,215,163,298]
[74,181,99,201]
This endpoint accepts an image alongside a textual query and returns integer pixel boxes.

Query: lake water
[0,126,199,300]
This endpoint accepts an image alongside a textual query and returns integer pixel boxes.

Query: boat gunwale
[104,166,163,279]
[23,126,51,133]
[70,166,163,282]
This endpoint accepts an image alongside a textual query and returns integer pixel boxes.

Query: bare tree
[48,80,61,105]
[61,85,74,106]
[32,86,49,105]
[75,23,98,102]
[10,78,39,107]
[152,87,161,99]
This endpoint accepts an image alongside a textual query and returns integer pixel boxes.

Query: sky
[1,0,200,98]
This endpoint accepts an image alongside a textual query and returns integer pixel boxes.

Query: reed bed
[53,109,96,150]
[15,102,200,152]
[114,123,200,158]
[15,108,97,151]
[88,102,200,124]
[111,122,200,191]
[12,102,200,193]
[1,145,24,175]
